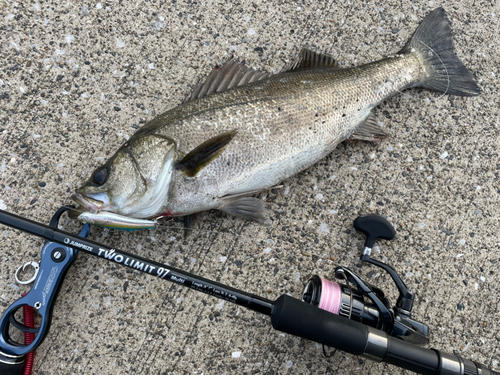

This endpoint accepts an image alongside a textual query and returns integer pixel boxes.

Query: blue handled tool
[0,206,89,357]
[0,208,498,375]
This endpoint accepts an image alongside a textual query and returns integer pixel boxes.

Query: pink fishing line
[318,278,341,315]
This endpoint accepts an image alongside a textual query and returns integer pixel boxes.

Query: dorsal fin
[289,48,339,70]
[184,59,272,103]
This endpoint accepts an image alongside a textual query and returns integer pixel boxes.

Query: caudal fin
[401,7,480,96]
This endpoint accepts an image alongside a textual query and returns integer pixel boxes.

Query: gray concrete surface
[1,1,499,374]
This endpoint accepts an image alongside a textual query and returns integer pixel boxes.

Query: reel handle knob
[353,215,395,249]
[354,215,416,316]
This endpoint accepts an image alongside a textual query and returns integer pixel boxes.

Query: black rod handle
[272,295,369,354]
[271,295,498,375]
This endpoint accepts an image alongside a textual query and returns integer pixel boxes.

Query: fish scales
[149,54,420,154]
[71,8,479,229]
[154,55,421,214]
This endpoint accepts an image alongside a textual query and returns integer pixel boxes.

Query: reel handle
[354,215,415,314]
[354,215,395,250]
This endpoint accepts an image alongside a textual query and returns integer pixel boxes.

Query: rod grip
[271,295,368,355]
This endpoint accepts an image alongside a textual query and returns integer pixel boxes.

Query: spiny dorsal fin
[289,48,339,70]
[184,59,272,103]
[176,130,237,177]
[350,112,389,141]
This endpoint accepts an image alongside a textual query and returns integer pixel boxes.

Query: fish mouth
[71,191,109,214]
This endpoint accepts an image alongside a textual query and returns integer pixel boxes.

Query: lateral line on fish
[166,93,298,128]
[164,65,391,130]
[169,67,348,129]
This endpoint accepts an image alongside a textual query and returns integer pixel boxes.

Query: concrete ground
[1,0,499,374]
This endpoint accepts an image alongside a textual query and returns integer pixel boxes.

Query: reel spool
[302,215,429,346]
[302,274,380,327]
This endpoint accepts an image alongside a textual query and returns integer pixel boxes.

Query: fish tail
[401,7,480,96]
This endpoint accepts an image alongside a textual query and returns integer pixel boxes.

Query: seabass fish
[72,8,479,230]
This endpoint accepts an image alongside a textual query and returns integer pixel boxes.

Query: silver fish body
[73,8,479,229]
[160,57,416,215]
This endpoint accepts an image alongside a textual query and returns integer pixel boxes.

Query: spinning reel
[0,209,497,375]
[302,215,429,346]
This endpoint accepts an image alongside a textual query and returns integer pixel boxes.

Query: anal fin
[350,112,389,141]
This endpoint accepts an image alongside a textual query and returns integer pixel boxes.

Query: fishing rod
[0,207,497,375]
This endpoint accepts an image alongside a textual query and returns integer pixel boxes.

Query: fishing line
[160,223,249,239]
[71,207,289,251]
[320,273,346,359]
[418,40,450,99]
[63,209,252,240]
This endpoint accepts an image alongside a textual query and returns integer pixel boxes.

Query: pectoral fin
[350,112,389,141]
[176,130,237,177]
[219,197,269,225]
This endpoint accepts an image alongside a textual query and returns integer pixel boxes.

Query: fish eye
[91,167,108,186]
